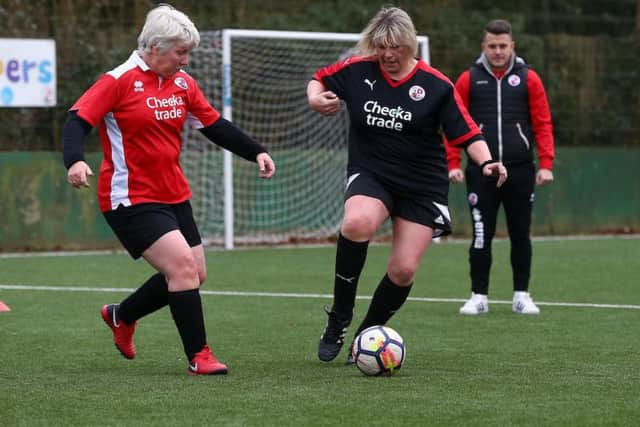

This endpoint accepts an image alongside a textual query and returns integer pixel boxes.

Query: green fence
[0,147,638,251]
[448,147,640,236]
[0,152,112,251]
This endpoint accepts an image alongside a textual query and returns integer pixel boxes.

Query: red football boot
[188,345,228,375]
[101,304,137,359]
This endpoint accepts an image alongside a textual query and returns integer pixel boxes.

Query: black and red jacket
[446,54,554,170]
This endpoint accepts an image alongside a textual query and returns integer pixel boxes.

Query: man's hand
[448,168,464,183]
[536,168,553,186]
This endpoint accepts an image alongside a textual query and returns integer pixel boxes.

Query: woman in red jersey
[308,6,505,363]
[63,4,275,375]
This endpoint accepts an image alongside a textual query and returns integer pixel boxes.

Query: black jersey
[313,56,482,202]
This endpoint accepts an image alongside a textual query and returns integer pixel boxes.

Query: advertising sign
[0,38,56,107]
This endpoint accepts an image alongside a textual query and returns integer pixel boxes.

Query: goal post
[182,30,430,249]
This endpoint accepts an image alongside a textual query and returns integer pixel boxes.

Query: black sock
[168,289,207,361]
[117,273,168,324]
[332,233,369,319]
[354,274,412,337]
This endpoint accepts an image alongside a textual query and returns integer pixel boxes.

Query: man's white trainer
[459,293,489,315]
[512,291,540,315]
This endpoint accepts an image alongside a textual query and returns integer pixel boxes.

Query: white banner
[0,38,56,107]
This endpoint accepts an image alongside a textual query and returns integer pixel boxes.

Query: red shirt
[70,51,220,212]
[445,66,554,170]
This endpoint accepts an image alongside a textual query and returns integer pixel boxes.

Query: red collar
[493,68,507,79]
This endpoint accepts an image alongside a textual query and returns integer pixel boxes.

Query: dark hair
[484,19,512,37]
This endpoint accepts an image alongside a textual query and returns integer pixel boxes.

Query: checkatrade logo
[0,38,56,107]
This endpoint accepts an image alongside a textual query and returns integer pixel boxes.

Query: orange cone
[0,301,11,312]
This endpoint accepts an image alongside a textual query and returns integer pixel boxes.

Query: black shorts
[344,171,452,237]
[103,201,202,259]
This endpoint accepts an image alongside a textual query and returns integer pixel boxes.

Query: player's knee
[167,253,199,289]
[388,262,418,286]
[341,215,377,240]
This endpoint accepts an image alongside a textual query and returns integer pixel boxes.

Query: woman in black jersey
[308,6,507,363]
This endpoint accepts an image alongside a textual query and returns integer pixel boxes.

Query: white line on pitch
[1,234,638,258]
[1,284,638,310]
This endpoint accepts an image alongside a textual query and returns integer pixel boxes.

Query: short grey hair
[137,4,200,54]
[356,7,418,57]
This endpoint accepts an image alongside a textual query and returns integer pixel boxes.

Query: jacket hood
[476,53,525,76]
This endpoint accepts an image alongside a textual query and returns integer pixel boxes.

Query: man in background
[446,19,555,315]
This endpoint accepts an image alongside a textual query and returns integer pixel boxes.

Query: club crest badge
[174,77,188,90]
[468,192,479,206]
[409,85,425,101]
[508,75,521,87]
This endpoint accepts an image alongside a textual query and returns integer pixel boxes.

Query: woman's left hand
[257,152,276,179]
[482,161,508,187]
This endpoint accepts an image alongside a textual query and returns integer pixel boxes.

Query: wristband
[480,160,498,168]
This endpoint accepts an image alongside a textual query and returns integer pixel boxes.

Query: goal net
[182,30,430,248]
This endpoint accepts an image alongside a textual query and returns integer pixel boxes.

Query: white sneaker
[512,291,540,315]
[459,293,489,315]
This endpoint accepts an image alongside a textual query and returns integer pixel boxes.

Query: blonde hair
[356,6,418,57]
[137,4,200,54]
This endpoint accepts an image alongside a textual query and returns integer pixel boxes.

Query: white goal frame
[218,29,430,249]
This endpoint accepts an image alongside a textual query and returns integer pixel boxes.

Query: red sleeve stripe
[447,129,481,147]
[455,70,471,109]
[417,62,481,138]
[416,61,454,85]
[312,55,376,81]
[451,84,481,136]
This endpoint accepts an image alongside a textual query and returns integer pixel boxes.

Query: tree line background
[1,0,639,151]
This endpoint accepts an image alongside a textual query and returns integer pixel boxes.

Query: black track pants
[465,162,535,294]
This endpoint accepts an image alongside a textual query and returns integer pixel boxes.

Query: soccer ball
[352,325,405,376]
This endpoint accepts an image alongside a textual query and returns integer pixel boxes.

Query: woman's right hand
[309,91,341,116]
